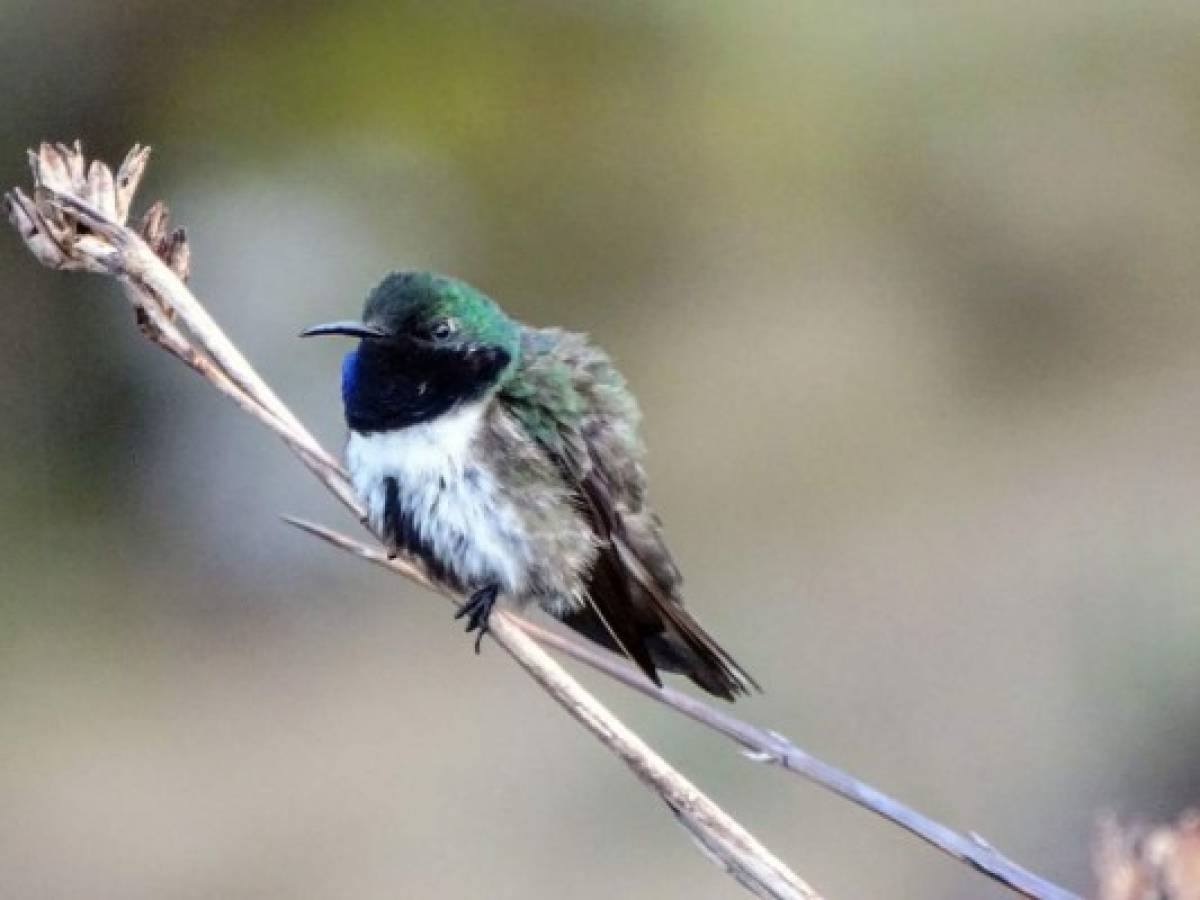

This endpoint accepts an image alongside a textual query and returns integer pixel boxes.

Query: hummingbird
[302,271,758,700]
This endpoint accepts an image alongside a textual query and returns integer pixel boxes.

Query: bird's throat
[341,340,510,433]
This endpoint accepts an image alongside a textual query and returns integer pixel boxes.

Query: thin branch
[284,518,1083,900]
[6,141,817,900]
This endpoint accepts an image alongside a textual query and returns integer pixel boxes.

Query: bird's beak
[299,320,388,340]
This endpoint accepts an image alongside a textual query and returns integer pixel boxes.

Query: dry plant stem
[491,612,813,898]
[286,519,1082,900]
[7,143,816,900]
[61,189,316,448]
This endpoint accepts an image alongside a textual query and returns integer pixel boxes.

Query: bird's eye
[430,319,456,341]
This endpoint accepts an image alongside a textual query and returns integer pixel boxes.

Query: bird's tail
[647,602,761,701]
[560,602,760,702]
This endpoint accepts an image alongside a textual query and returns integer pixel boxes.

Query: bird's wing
[503,329,757,699]
[572,424,759,698]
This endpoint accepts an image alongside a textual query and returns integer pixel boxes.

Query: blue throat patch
[338,340,512,434]
[341,348,359,411]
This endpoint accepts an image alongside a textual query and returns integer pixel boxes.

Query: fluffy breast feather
[346,402,531,593]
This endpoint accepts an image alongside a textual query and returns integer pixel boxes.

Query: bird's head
[302,271,521,431]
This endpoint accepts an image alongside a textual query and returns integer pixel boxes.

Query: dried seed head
[164,227,191,281]
[85,160,117,221]
[11,141,186,279]
[115,144,151,225]
[35,143,74,195]
[139,200,169,247]
[56,141,86,190]
[6,188,67,267]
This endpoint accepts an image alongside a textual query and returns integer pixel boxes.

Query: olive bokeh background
[4,3,1200,897]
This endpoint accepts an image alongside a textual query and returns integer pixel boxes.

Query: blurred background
[2,2,1199,897]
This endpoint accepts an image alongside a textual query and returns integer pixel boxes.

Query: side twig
[6,141,816,900]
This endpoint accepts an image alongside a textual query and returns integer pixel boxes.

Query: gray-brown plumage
[302,271,759,700]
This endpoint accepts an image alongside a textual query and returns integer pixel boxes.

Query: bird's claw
[455,585,499,654]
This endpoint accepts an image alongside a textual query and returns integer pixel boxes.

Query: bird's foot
[455,584,499,654]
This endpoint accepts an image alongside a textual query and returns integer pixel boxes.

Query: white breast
[346,402,529,593]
